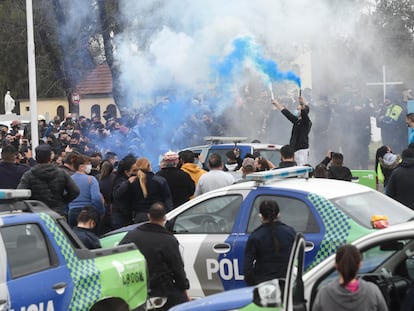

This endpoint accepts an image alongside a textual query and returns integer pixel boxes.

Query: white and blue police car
[101,166,414,299]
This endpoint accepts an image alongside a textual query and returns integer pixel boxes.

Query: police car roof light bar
[204,136,248,144]
[245,166,313,182]
[0,189,61,218]
[0,189,31,200]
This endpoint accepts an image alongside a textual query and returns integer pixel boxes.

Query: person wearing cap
[156,151,195,208]
[17,144,80,216]
[378,151,401,191]
[9,120,20,136]
[37,115,48,139]
[22,115,48,141]
[386,148,414,210]
[235,157,256,183]
[0,144,30,188]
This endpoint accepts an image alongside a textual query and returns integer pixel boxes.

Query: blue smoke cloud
[216,37,301,88]
[99,36,302,167]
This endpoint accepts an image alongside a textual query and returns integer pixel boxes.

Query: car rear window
[332,191,414,228]
[256,149,281,166]
[205,147,280,166]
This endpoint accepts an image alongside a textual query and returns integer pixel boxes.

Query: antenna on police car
[204,136,248,145]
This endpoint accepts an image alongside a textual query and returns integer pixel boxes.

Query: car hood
[170,286,254,311]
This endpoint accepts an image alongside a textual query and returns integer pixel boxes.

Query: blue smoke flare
[216,37,301,88]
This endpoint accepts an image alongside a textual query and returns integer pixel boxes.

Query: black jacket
[17,164,80,215]
[112,174,135,224]
[120,223,189,294]
[328,166,352,181]
[132,172,174,214]
[72,226,101,249]
[278,160,297,168]
[156,167,195,208]
[243,221,296,286]
[281,108,312,151]
[321,157,352,181]
[0,161,30,189]
[386,158,414,210]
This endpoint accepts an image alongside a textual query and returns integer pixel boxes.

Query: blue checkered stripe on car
[40,214,101,311]
[307,193,352,269]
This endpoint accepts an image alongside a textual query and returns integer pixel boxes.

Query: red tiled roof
[76,63,113,95]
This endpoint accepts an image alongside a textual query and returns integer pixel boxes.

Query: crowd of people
[1,87,414,309]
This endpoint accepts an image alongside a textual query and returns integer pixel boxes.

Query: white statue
[4,90,15,115]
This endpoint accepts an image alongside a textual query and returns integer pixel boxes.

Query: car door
[233,189,325,273]
[249,233,307,311]
[168,193,246,297]
[1,223,73,310]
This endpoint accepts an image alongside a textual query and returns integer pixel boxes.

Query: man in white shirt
[194,153,235,196]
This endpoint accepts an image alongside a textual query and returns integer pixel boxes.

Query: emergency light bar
[204,136,248,144]
[0,189,31,199]
[246,166,313,182]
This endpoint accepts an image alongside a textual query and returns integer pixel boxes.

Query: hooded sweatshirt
[180,163,207,185]
[312,279,388,311]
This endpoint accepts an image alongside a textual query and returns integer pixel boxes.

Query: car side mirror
[252,279,284,308]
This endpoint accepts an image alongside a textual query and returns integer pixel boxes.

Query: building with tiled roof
[16,62,118,122]
[76,62,113,96]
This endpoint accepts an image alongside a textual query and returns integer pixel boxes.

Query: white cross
[366,65,403,101]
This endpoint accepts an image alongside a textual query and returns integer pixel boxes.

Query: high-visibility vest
[385,104,403,122]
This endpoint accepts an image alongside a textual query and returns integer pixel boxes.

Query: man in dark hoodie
[386,148,414,210]
[320,150,352,181]
[17,144,80,216]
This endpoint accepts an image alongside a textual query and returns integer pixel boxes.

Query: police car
[100,166,414,298]
[181,136,282,168]
[170,220,414,311]
[0,189,147,311]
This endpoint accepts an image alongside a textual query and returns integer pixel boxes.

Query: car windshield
[257,149,280,166]
[331,191,414,228]
[205,147,280,165]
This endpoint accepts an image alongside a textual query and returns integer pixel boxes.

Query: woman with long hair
[68,154,105,228]
[313,244,387,311]
[243,200,296,286]
[132,157,173,223]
